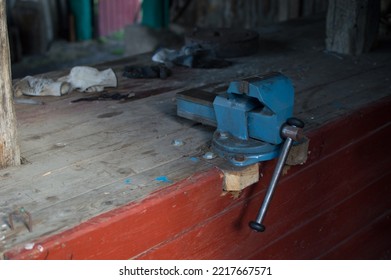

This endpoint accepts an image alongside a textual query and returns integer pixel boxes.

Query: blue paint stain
[124,178,132,184]
[155,176,172,183]
[189,157,199,163]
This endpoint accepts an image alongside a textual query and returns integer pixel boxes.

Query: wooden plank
[3,97,389,259]
[326,0,381,55]
[1,16,390,258]
[0,94,219,252]
[3,156,221,257]
[136,123,391,260]
[133,111,390,259]
[318,212,391,259]
[3,91,385,254]
[248,175,391,260]
[0,1,20,168]
[1,94,389,258]
[295,63,391,131]
[137,173,390,260]
[2,168,225,259]
[278,0,301,21]
[9,92,205,182]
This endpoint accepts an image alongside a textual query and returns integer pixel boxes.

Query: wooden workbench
[1,16,390,259]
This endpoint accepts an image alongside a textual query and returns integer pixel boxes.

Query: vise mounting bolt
[176,72,305,232]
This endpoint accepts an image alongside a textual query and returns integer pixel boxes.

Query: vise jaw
[176,72,295,166]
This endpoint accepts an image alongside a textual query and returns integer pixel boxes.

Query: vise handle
[249,117,304,232]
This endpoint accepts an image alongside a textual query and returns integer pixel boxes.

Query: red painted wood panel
[136,125,391,259]
[4,97,391,260]
[3,169,225,259]
[248,175,391,260]
[319,211,391,260]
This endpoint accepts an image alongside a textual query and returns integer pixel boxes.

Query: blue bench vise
[177,72,305,232]
[177,72,300,166]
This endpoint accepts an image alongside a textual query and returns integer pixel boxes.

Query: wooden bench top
[1,16,390,257]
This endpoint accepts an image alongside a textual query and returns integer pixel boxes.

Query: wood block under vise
[220,163,260,192]
[286,137,310,166]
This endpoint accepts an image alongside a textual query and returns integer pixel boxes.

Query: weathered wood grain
[326,0,381,55]
[1,16,390,258]
[3,96,390,259]
[221,163,260,192]
[0,1,20,168]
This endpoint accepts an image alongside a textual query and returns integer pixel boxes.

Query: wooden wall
[174,0,328,28]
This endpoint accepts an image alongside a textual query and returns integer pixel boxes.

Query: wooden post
[0,0,21,169]
[326,0,381,55]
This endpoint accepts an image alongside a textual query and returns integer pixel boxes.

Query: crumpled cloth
[152,44,232,68]
[14,66,117,97]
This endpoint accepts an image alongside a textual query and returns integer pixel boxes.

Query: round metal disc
[212,131,279,166]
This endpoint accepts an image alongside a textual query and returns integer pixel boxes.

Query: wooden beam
[326,0,381,55]
[0,0,20,168]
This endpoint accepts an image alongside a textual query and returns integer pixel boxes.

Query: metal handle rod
[249,137,293,232]
[249,118,304,232]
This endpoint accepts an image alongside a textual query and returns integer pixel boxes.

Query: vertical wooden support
[278,0,301,22]
[0,0,20,169]
[326,0,381,55]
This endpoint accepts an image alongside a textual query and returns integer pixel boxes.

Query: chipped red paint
[4,97,391,260]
